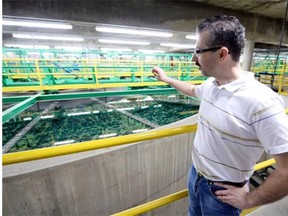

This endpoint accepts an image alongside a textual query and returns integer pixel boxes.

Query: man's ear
[219,47,229,60]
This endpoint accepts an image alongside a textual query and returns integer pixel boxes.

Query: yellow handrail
[254,158,276,170]
[112,159,276,216]
[112,189,188,216]
[3,111,286,165]
[2,124,197,165]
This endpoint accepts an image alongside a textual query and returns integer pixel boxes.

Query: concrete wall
[3,116,198,216]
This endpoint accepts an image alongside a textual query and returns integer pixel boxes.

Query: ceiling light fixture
[186,34,198,40]
[160,43,195,49]
[96,26,173,37]
[100,48,132,52]
[4,44,50,49]
[54,46,83,51]
[12,33,84,41]
[138,49,165,53]
[98,39,150,45]
[3,19,72,29]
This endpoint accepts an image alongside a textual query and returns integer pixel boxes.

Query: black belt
[197,171,247,188]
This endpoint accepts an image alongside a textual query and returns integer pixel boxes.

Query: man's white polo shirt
[193,72,288,182]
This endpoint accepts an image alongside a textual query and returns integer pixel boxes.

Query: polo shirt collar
[212,71,254,92]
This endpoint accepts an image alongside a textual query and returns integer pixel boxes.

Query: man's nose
[192,54,197,62]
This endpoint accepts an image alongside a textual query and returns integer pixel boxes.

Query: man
[152,15,288,216]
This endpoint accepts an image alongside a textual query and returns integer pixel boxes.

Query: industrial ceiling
[2,0,288,54]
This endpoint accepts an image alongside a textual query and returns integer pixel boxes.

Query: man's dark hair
[196,15,245,62]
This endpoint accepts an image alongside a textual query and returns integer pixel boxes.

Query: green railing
[2,49,205,92]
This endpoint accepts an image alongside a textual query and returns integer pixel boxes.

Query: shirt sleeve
[252,97,288,155]
[194,84,202,99]
[194,78,213,99]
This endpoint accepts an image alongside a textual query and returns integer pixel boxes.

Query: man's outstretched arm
[152,66,197,98]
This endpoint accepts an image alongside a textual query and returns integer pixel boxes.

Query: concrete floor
[248,196,288,216]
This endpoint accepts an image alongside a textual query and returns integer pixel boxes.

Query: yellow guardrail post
[93,60,99,88]
[113,60,116,76]
[178,61,181,80]
[35,59,44,91]
[141,61,144,84]
[278,64,285,94]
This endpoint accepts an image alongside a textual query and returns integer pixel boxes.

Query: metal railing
[2,58,203,92]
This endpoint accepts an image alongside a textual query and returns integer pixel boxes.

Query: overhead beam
[2,93,42,123]
[36,88,179,101]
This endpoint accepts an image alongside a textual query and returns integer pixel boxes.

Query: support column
[242,40,255,71]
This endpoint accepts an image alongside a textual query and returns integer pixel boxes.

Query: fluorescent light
[186,34,198,40]
[98,39,150,45]
[4,44,50,49]
[138,49,165,53]
[33,45,50,49]
[107,99,131,104]
[132,129,148,133]
[99,133,117,138]
[96,26,173,37]
[3,19,72,29]
[116,107,135,111]
[67,112,90,116]
[168,95,176,98]
[54,140,75,145]
[13,33,84,41]
[55,46,83,51]
[153,104,162,108]
[136,96,154,102]
[40,115,55,119]
[100,48,132,52]
[160,43,195,49]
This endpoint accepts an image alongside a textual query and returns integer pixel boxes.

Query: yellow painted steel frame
[2,58,202,92]
[112,159,276,216]
[277,63,288,95]
[2,80,203,92]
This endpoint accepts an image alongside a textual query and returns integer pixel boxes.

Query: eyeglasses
[194,47,222,55]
